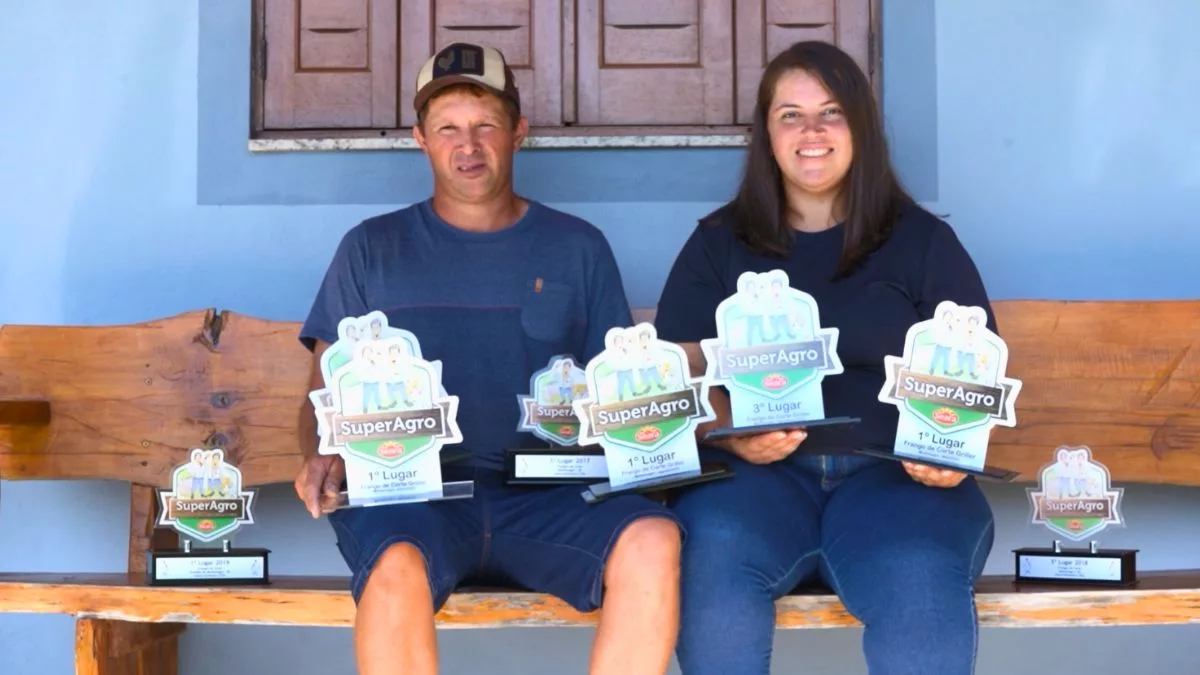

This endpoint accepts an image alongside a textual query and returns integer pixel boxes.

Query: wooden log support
[74,619,183,675]
[73,484,188,674]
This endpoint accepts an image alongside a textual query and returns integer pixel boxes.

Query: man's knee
[362,541,431,600]
[605,516,682,586]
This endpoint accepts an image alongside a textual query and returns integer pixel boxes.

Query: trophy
[1014,445,1136,586]
[699,270,859,442]
[310,312,473,508]
[572,323,733,504]
[147,448,269,586]
[505,354,606,484]
[863,300,1022,482]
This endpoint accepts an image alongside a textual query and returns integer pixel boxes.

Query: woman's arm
[654,222,808,463]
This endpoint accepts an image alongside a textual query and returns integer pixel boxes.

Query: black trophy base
[581,462,733,505]
[703,416,861,442]
[505,446,607,485]
[145,546,271,586]
[1013,543,1138,587]
[852,445,1019,483]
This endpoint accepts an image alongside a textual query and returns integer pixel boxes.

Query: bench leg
[75,618,184,675]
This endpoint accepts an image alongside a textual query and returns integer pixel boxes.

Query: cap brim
[413,75,509,113]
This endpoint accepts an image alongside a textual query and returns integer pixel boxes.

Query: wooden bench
[2,301,1199,674]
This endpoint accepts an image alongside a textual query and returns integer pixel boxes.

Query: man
[293,43,683,675]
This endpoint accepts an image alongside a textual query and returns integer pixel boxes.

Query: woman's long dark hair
[718,40,913,279]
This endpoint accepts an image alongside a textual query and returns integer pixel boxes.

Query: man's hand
[294,454,346,518]
[723,429,807,464]
[902,461,967,488]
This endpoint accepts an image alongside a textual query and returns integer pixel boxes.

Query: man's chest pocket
[521,278,576,345]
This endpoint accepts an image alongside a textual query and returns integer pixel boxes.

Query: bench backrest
[3,301,1200,488]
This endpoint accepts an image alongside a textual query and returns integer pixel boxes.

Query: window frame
[247,0,882,152]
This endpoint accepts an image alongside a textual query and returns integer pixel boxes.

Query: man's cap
[413,43,520,114]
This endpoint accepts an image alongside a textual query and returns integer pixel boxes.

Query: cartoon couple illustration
[605,325,676,402]
[543,357,587,405]
[731,271,813,347]
[354,339,425,414]
[176,448,237,500]
[1043,447,1107,500]
[927,305,988,381]
[340,314,386,344]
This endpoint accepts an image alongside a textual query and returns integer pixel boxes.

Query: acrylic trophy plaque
[506,355,607,484]
[864,300,1022,482]
[572,323,732,504]
[1014,445,1136,586]
[147,448,270,586]
[310,312,473,508]
[700,270,859,441]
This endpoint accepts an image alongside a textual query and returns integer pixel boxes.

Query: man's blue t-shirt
[299,199,633,470]
[653,202,997,456]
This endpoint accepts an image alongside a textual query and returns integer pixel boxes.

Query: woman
[654,41,996,674]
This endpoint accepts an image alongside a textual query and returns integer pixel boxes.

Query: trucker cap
[413,42,521,114]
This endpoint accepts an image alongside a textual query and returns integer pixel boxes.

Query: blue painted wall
[2,1,1199,674]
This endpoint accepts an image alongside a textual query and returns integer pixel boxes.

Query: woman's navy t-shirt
[653,203,997,456]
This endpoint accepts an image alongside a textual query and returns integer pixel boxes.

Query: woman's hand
[724,429,808,464]
[680,341,806,464]
[902,460,967,488]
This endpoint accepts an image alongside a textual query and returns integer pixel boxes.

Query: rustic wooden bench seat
[3,301,1200,673]
[2,571,1200,630]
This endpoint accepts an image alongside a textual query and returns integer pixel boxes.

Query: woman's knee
[675,500,820,596]
[825,530,989,626]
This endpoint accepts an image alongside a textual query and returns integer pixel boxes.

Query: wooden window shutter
[398,0,563,128]
[263,0,399,129]
[735,0,875,124]
[574,0,736,126]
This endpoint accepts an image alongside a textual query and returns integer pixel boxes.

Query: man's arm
[294,338,349,517]
[297,339,331,458]
[294,226,368,514]
[296,225,370,453]
[299,225,371,351]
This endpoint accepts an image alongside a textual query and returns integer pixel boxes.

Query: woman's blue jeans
[670,451,995,674]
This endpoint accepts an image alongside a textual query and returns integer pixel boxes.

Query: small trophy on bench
[699,269,859,442]
[147,448,270,586]
[1014,444,1136,586]
[310,312,473,508]
[505,355,607,485]
[861,300,1022,482]
[572,323,733,503]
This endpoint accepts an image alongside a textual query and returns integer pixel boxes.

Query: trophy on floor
[310,311,473,508]
[572,323,732,504]
[505,354,607,484]
[700,269,859,442]
[861,300,1021,482]
[147,448,270,586]
[1013,445,1136,586]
